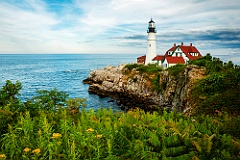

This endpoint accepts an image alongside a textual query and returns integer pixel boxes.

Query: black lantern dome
[147,18,156,33]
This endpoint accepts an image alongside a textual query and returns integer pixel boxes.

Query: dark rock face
[83,64,206,113]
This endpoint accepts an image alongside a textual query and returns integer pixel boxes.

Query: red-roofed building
[137,42,202,68]
[136,20,202,68]
[137,55,146,64]
[152,55,165,61]
[153,42,202,68]
[164,57,185,68]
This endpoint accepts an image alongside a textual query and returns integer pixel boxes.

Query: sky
[0,0,240,62]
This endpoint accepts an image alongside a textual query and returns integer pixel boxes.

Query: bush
[123,63,162,75]
[0,80,22,107]
[191,66,240,115]
[124,63,143,71]
[136,63,162,74]
[167,64,186,76]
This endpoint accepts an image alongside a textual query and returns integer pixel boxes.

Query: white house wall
[162,60,168,69]
[182,53,189,63]
[172,47,190,63]
[168,63,177,67]
[172,47,183,57]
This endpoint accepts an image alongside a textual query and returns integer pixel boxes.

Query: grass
[167,64,186,77]
[0,107,239,159]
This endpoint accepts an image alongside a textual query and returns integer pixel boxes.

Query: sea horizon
[0,54,141,111]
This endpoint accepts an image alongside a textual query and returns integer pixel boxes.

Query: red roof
[178,45,202,60]
[137,55,146,59]
[152,55,165,61]
[166,57,185,64]
[169,46,176,51]
[136,43,202,65]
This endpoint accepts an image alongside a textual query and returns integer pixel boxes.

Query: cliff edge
[83,64,206,113]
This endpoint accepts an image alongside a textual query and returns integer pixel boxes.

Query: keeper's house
[154,42,202,68]
[137,19,202,68]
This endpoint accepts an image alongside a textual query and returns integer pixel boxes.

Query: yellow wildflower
[86,128,94,132]
[0,154,6,159]
[23,147,31,153]
[90,116,99,123]
[32,148,41,154]
[52,133,62,139]
[95,134,103,139]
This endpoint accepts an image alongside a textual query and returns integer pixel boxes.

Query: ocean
[0,54,140,111]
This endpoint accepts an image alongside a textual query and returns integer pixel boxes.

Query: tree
[0,80,22,106]
[32,88,69,111]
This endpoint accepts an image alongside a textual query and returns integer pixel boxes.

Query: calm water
[0,54,140,111]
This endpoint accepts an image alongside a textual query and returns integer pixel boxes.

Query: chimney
[190,43,192,46]
[181,42,183,46]
[174,43,176,47]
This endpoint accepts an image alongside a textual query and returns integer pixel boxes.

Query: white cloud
[0,0,239,56]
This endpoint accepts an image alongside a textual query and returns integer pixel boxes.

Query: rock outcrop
[83,64,206,113]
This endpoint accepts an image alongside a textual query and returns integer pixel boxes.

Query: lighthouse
[145,18,157,64]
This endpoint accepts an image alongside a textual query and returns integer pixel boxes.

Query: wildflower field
[1,105,240,159]
[1,56,240,160]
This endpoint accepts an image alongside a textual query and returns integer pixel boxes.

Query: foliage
[190,53,240,115]
[189,53,239,75]
[136,63,163,74]
[124,63,143,72]
[189,53,212,67]
[0,80,22,107]
[123,63,162,75]
[0,81,239,159]
[0,107,239,159]
[167,64,186,77]
[0,81,86,136]
[32,88,69,111]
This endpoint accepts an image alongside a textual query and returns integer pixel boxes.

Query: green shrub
[123,63,162,75]
[136,63,162,74]
[167,64,186,76]
[0,80,22,107]
[124,63,143,71]
[192,68,240,115]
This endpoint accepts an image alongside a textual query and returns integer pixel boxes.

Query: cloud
[0,0,239,56]
[161,28,240,49]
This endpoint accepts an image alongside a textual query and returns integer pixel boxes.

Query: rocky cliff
[83,64,206,113]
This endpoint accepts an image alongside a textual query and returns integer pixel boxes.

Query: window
[149,44,151,47]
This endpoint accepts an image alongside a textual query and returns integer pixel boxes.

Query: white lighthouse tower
[145,18,157,64]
